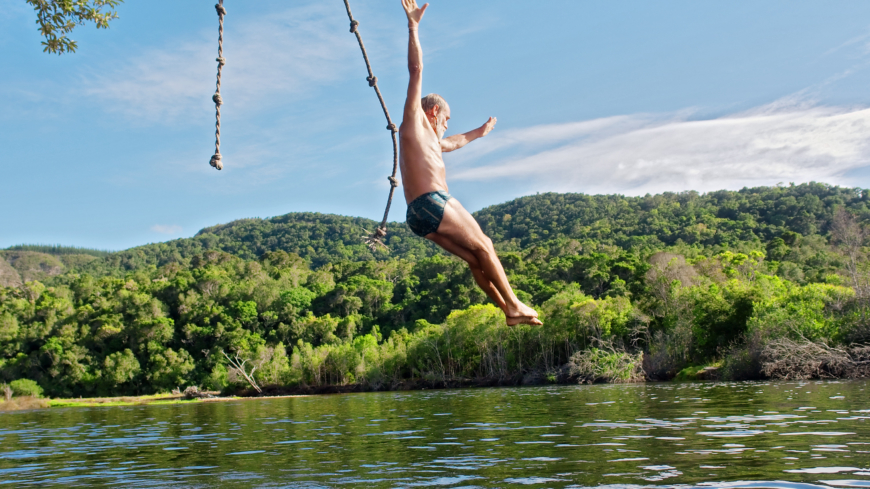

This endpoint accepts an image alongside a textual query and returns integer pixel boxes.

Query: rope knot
[363,226,389,251]
[387,123,397,133]
[212,92,223,106]
[216,57,226,66]
[210,153,223,171]
[350,20,359,33]
[388,176,398,187]
[215,4,227,16]
[367,76,378,87]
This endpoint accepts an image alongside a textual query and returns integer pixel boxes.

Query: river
[0,380,868,487]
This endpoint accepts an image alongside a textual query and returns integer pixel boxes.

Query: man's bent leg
[431,199,540,324]
[427,233,507,311]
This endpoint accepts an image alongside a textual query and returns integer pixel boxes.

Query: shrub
[10,379,43,398]
[565,347,643,384]
[643,324,695,380]
[204,363,229,391]
[720,331,766,381]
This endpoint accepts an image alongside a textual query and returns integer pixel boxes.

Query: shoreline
[0,376,777,413]
[0,392,311,412]
[4,371,868,413]
[1,378,591,412]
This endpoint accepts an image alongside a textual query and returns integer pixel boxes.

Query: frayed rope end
[363,227,388,252]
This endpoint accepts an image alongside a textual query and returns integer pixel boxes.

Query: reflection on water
[0,380,869,488]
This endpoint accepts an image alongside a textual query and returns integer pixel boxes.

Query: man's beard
[435,116,447,139]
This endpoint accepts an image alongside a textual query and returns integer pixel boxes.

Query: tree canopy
[26,0,123,54]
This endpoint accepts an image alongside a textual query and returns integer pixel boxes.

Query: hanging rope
[210,1,227,171]
[343,0,399,251]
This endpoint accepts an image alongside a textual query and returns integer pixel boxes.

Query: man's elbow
[408,62,423,74]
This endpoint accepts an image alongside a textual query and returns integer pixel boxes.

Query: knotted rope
[210,1,227,171]
[343,0,400,251]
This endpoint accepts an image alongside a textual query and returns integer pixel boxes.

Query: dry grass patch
[0,397,49,412]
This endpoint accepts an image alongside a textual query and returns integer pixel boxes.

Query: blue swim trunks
[406,190,452,237]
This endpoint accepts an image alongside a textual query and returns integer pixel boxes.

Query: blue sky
[4,1,870,250]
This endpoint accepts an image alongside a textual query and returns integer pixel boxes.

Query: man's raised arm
[402,0,428,118]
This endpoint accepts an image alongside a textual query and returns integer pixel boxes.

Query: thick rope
[210,1,226,170]
[343,0,399,251]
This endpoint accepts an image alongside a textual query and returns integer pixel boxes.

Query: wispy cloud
[451,101,870,195]
[151,224,182,235]
[81,3,355,123]
[824,26,870,57]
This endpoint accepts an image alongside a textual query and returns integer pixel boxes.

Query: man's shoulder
[402,103,424,118]
[400,113,428,134]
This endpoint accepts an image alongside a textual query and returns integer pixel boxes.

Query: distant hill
[475,183,869,251]
[0,256,21,288]
[4,244,112,258]
[0,245,109,286]
[12,182,869,281]
[71,213,443,277]
[0,251,99,286]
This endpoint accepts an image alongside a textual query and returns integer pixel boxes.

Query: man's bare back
[399,0,541,326]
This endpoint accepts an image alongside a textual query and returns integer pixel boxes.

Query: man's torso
[399,110,448,204]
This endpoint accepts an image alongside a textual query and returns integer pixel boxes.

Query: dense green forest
[2,183,870,398]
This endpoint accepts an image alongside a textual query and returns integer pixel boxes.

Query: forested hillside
[84,213,442,277]
[2,183,869,398]
[49,183,870,277]
[477,184,869,249]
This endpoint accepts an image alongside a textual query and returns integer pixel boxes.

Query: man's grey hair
[421,93,447,114]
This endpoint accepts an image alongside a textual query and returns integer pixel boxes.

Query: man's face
[430,104,450,140]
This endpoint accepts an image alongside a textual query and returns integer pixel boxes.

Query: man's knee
[475,235,494,252]
[471,236,496,260]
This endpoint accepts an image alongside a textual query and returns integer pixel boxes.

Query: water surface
[1,381,869,487]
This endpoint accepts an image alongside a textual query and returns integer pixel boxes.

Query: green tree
[147,347,195,391]
[103,349,140,388]
[27,0,124,54]
[10,378,43,397]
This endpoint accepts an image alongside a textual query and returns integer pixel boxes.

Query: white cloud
[151,224,182,235]
[81,3,355,122]
[450,102,870,195]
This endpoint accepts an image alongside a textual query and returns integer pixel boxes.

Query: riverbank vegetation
[1,183,870,398]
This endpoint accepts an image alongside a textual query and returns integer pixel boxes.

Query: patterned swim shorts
[406,190,452,237]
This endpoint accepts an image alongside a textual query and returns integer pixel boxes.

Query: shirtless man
[399,0,542,326]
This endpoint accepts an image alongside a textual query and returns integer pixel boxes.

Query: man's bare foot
[507,315,543,326]
[506,301,542,326]
[507,301,538,317]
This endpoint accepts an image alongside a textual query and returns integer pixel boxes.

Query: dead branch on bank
[222,351,262,393]
[761,337,870,380]
[182,386,215,399]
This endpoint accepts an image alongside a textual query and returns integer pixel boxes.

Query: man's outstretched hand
[480,117,497,138]
[402,0,428,25]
